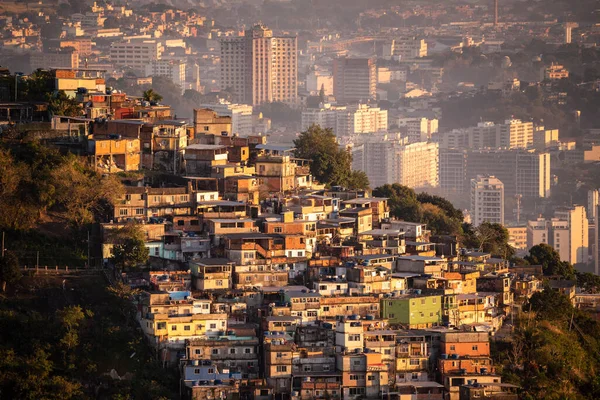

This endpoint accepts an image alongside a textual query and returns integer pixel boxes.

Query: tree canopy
[525,243,575,279]
[293,124,370,189]
[110,224,150,270]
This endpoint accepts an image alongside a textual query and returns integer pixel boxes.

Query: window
[194,368,200,374]
[217,280,223,286]
[450,345,456,351]
[184,325,190,331]
[323,306,329,312]
[323,364,330,371]
[472,345,478,351]
[135,208,144,215]
[412,372,419,380]
[119,209,128,216]
[171,325,177,331]
[230,348,236,354]
[368,375,376,381]
[212,349,219,355]
[384,349,392,355]
[348,334,361,341]
[157,322,166,329]
[244,348,251,354]
[349,374,360,381]
[276,365,287,372]
[410,359,420,366]
[210,323,217,329]
[274,227,283,233]
[208,368,214,374]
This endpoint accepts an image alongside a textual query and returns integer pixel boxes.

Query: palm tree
[142,89,163,103]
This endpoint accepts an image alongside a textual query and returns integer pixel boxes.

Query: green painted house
[380,294,442,328]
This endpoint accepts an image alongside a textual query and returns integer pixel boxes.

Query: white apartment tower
[110,40,163,74]
[554,205,589,266]
[439,120,533,150]
[301,104,387,136]
[470,176,504,226]
[352,135,438,189]
[220,24,298,106]
[527,205,589,266]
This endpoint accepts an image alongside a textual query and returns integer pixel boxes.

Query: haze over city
[2,0,600,399]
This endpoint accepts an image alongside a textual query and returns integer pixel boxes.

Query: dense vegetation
[293,124,370,189]
[0,132,123,267]
[0,274,178,400]
[497,288,600,400]
[373,183,515,257]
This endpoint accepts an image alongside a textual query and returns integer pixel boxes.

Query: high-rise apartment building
[464,150,550,199]
[397,117,439,143]
[333,57,377,104]
[301,104,341,133]
[470,176,504,226]
[439,148,468,195]
[528,206,589,266]
[352,135,438,189]
[336,104,388,136]
[110,40,163,74]
[555,206,589,265]
[438,120,533,150]
[220,24,298,106]
[301,104,387,136]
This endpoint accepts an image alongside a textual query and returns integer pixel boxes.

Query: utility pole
[36,251,39,269]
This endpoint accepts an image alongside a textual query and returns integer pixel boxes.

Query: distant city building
[397,116,439,143]
[588,189,599,222]
[301,103,387,136]
[145,60,186,91]
[200,101,254,137]
[438,119,533,150]
[306,70,333,96]
[543,63,569,81]
[333,56,377,104]
[391,36,428,59]
[220,24,298,106]
[439,149,550,200]
[528,205,588,266]
[352,135,438,189]
[30,50,79,70]
[470,175,504,226]
[110,40,163,74]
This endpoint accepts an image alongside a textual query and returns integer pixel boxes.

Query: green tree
[416,192,464,221]
[0,251,21,292]
[526,288,574,321]
[421,203,462,236]
[47,90,83,117]
[346,170,370,190]
[462,222,514,258]
[111,224,149,271]
[525,243,575,278]
[373,184,422,222]
[293,124,356,187]
[142,88,163,103]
